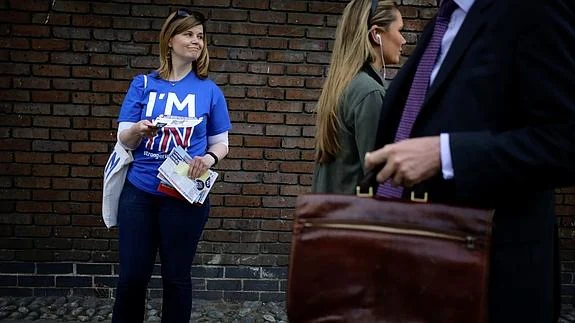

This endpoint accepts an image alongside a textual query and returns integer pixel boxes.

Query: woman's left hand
[187,155,214,179]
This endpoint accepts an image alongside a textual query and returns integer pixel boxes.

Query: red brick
[92,3,131,15]
[0,11,31,24]
[225,196,262,207]
[267,101,303,113]
[282,137,314,149]
[242,184,279,195]
[229,49,267,61]
[250,11,286,24]
[32,13,70,25]
[73,15,111,28]
[0,38,29,50]
[31,91,70,103]
[268,26,306,37]
[247,88,284,100]
[31,39,69,51]
[280,185,311,196]
[71,142,109,153]
[264,149,300,160]
[14,152,51,164]
[12,25,50,37]
[279,162,314,174]
[246,112,284,124]
[267,51,305,63]
[404,19,430,32]
[12,128,49,139]
[242,160,279,172]
[210,60,248,72]
[306,77,325,89]
[248,63,285,75]
[53,79,90,91]
[15,226,52,237]
[244,136,281,148]
[286,65,324,76]
[51,129,90,141]
[268,76,304,88]
[223,172,262,183]
[299,174,313,185]
[0,139,31,151]
[290,39,328,51]
[73,40,111,53]
[288,13,325,26]
[212,35,250,48]
[32,65,70,77]
[33,116,71,128]
[233,0,269,9]
[270,0,307,11]
[230,23,268,35]
[403,0,437,5]
[10,51,48,64]
[210,9,247,21]
[72,93,110,104]
[265,125,301,136]
[286,89,321,101]
[90,54,128,66]
[71,166,101,178]
[13,77,50,90]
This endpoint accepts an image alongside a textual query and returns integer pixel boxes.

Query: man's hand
[365,136,441,187]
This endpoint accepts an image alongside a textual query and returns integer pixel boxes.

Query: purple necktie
[377,0,458,198]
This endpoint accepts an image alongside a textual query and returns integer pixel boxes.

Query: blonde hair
[315,0,398,163]
[158,10,209,80]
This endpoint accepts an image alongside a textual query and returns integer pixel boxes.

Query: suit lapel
[425,0,496,102]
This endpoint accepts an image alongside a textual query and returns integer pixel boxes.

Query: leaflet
[157,146,217,205]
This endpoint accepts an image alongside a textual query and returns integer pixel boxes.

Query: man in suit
[365,0,575,322]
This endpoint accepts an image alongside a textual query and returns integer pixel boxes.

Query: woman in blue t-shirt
[112,9,231,323]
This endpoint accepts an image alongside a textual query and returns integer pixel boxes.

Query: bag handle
[355,166,429,202]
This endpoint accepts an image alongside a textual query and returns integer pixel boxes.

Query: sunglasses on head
[168,8,206,26]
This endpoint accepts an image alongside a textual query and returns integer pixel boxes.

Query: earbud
[376,33,382,45]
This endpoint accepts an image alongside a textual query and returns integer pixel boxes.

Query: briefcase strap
[356,169,428,202]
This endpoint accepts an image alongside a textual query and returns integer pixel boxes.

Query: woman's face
[169,24,204,63]
[381,11,406,65]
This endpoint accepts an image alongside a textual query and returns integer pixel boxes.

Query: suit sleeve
[450,0,575,198]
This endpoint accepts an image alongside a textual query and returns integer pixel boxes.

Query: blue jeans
[112,180,209,323]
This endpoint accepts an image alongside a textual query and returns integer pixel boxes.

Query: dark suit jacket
[375,0,575,322]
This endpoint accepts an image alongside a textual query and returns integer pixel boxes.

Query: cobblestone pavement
[0,296,573,322]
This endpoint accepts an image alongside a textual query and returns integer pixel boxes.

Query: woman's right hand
[133,120,158,138]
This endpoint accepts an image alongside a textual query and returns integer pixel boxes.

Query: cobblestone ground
[0,297,286,322]
[0,296,573,322]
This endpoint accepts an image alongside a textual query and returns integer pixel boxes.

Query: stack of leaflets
[157,145,218,205]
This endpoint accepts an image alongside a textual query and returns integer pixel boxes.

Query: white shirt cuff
[440,133,454,180]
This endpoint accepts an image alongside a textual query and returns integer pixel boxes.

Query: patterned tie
[376,0,458,198]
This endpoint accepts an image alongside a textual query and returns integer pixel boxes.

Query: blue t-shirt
[118,70,231,195]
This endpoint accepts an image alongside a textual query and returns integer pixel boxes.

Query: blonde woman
[312,0,405,194]
[112,8,231,323]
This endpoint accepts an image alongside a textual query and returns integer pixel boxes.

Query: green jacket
[312,66,387,194]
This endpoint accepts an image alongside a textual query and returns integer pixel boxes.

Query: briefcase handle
[356,169,428,203]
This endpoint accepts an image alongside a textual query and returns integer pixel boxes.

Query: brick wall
[0,0,574,307]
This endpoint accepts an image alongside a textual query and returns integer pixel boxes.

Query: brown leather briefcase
[287,193,494,323]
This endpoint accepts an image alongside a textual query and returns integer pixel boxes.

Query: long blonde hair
[158,9,209,80]
[315,0,398,163]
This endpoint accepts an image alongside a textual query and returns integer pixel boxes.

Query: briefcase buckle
[410,191,428,203]
[356,186,374,198]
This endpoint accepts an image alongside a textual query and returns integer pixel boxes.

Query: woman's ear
[369,26,380,45]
